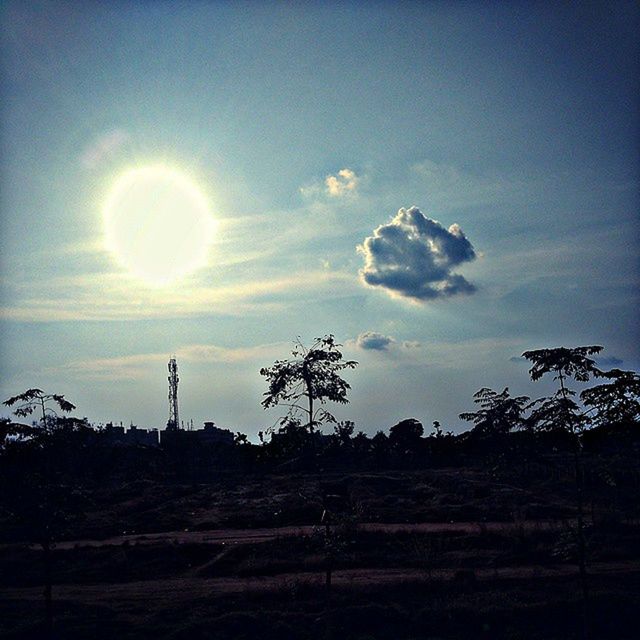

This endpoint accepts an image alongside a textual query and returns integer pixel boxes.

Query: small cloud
[402,341,422,349]
[357,206,477,302]
[81,129,129,169]
[356,331,396,351]
[596,356,624,367]
[300,168,361,199]
[325,168,359,197]
[509,356,525,363]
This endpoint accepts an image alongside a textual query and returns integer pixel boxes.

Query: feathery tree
[523,346,603,433]
[580,368,640,427]
[522,345,602,640]
[3,388,76,429]
[460,387,530,435]
[2,389,80,638]
[260,335,358,431]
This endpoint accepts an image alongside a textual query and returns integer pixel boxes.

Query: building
[103,422,159,447]
[160,421,235,447]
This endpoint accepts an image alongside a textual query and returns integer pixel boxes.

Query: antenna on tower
[167,356,180,430]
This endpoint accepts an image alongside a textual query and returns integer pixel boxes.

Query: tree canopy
[260,335,358,430]
[459,387,530,435]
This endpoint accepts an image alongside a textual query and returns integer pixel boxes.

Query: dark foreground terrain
[1,464,639,639]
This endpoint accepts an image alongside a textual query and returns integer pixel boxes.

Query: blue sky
[1,1,638,437]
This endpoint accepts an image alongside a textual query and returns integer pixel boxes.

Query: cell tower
[167,357,180,430]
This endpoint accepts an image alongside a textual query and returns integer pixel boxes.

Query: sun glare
[103,166,215,285]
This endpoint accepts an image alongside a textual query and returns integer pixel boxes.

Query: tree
[580,368,640,427]
[389,418,424,453]
[2,389,80,638]
[371,430,390,464]
[524,345,604,437]
[333,420,355,448]
[460,387,530,435]
[3,388,76,429]
[522,345,602,640]
[260,335,358,431]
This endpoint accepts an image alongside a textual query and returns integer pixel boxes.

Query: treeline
[1,342,638,481]
[1,409,638,481]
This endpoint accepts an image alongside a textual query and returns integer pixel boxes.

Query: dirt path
[31,520,563,550]
[2,560,639,606]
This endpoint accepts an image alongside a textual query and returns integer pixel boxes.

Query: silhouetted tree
[522,345,602,640]
[580,368,640,427]
[260,335,358,431]
[2,389,81,638]
[3,388,76,427]
[460,387,530,435]
[265,418,311,460]
[427,421,457,463]
[430,420,444,438]
[371,430,390,464]
[352,430,371,456]
[333,420,355,447]
[389,418,424,457]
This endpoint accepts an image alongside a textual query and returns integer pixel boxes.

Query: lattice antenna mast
[167,357,180,430]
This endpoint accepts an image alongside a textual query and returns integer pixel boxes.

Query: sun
[103,165,215,285]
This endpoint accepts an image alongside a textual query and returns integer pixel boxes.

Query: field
[1,463,639,639]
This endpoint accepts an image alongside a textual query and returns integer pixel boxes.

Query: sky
[1,1,638,438]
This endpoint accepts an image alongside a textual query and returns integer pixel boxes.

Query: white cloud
[300,168,361,199]
[325,168,359,197]
[358,206,477,302]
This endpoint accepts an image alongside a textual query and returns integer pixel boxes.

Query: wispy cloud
[0,269,358,322]
[410,159,524,210]
[81,129,129,170]
[49,342,290,381]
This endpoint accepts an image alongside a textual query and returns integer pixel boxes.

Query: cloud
[0,268,358,322]
[81,129,129,169]
[410,159,523,210]
[357,206,477,302]
[325,168,359,197]
[356,331,396,351]
[301,168,361,199]
[52,342,289,381]
[351,332,423,354]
